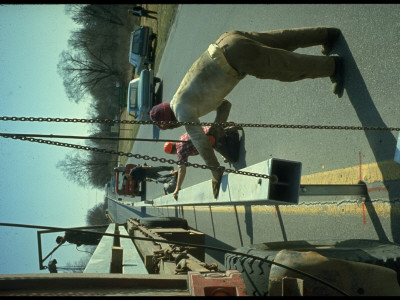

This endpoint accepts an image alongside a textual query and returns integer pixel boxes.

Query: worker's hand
[211,168,224,199]
[173,190,179,200]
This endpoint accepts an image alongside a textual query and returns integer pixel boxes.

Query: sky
[0,4,106,274]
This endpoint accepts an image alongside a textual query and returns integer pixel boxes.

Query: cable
[0,222,349,296]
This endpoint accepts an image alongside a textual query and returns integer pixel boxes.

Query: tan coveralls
[170,27,335,174]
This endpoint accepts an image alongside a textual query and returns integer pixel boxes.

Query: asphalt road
[118,4,400,267]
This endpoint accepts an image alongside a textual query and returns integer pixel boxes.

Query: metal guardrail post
[113,223,121,247]
[110,223,123,273]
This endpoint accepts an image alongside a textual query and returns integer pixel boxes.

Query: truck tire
[224,239,400,296]
[139,217,188,230]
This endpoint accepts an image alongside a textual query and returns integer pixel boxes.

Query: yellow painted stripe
[301,160,400,184]
[156,201,400,218]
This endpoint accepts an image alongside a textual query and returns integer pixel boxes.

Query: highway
[109,4,400,269]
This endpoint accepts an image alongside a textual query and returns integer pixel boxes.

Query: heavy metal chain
[2,116,398,182]
[1,134,275,181]
[1,116,400,131]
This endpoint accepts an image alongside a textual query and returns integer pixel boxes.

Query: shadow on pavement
[337,37,400,243]
[152,80,163,140]
[232,128,247,170]
[202,233,236,270]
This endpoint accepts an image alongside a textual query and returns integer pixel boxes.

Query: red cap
[164,142,174,154]
[150,103,172,130]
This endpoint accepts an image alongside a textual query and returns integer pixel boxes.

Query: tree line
[56,4,140,189]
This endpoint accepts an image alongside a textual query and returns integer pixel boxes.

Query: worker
[149,27,343,198]
[56,230,103,247]
[163,125,241,200]
[154,170,179,195]
[128,6,157,20]
[124,164,174,184]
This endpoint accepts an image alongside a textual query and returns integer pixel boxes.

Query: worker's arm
[214,99,231,124]
[173,166,187,200]
[184,124,224,199]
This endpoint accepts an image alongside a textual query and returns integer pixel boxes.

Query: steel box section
[135,158,302,207]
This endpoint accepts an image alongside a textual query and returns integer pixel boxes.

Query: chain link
[2,116,398,182]
[1,134,273,180]
[1,116,399,131]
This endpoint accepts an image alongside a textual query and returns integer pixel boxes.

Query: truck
[4,214,400,296]
[114,163,144,197]
[128,25,156,75]
[103,215,400,296]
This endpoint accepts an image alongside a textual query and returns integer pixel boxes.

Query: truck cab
[114,164,141,197]
[129,25,155,75]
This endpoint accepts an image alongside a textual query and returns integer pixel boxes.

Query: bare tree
[67,28,117,53]
[57,4,140,189]
[57,149,115,188]
[86,201,110,226]
[57,48,120,103]
[57,151,92,187]
[65,4,128,28]
[60,256,91,273]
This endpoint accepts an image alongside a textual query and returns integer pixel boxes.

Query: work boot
[322,28,341,55]
[330,56,344,97]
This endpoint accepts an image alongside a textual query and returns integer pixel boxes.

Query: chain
[1,134,275,181]
[3,116,397,182]
[1,116,399,131]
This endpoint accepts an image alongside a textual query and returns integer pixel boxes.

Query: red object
[188,270,247,296]
[115,164,138,196]
[164,142,173,154]
[149,103,172,129]
[208,135,215,146]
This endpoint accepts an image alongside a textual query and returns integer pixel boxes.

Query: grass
[117,4,178,167]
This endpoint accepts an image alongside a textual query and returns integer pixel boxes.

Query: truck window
[129,86,138,110]
[131,31,141,55]
[117,172,124,190]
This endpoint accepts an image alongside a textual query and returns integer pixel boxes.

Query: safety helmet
[164,142,174,154]
[150,103,173,130]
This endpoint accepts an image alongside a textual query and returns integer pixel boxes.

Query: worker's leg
[218,34,335,81]
[216,27,335,52]
[145,15,158,20]
[214,99,231,124]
